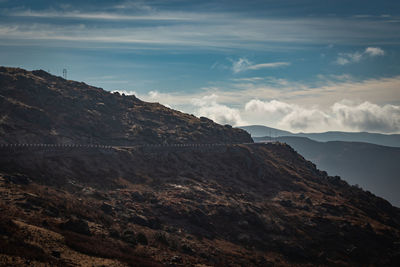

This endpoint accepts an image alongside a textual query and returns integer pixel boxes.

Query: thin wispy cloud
[232,77,264,82]
[231,58,290,73]
[2,7,400,50]
[11,10,192,21]
[336,47,385,65]
[247,62,291,70]
[113,1,154,12]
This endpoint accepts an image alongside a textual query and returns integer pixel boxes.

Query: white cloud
[244,99,334,131]
[336,47,385,65]
[247,62,290,70]
[243,99,400,133]
[336,51,363,65]
[191,94,245,126]
[110,75,400,133]
[111,89,137,96]
[245,99,293,114]
[111,90,175,109]
[148,90,160,99]
[231,58,290,73]
[365,47,385,56]
[332,101,400,132]
[231,58,252,73]
[279,108,332,132]
[335,57,350,65]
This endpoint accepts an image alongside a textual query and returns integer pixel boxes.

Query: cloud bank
[186,96,400,134]
[112,75,400,133]
[244,99,400,133]
[191,94,245,126]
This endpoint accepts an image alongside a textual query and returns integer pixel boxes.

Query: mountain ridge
[255,135,400,207]
[0,67,252,145]
[240,125,400,147]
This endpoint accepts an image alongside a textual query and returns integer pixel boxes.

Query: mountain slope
[259,136,400,207]
[241,125,400,147]
[2,143,400,266]
[1,67,400,266]
[0,67,252,145]
[239,125,293,138]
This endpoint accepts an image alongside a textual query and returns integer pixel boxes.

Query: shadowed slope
[265,136,400,207]
[1,143,400,266]
[0,67,252,145]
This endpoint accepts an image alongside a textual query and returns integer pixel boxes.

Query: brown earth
[1,143,400,266]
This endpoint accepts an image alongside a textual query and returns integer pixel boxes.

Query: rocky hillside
[1,143,400,266]
[0,67,252,145]
[0,67,400,266]
[268,136,400,207]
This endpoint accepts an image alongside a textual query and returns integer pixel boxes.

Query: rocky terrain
[0,67,400,266]
[0,67,251,145]
[265,136,400,207]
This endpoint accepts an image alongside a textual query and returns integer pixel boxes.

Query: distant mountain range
[270,136,400,207]
[241,124,400,207]
[240,125,400,148]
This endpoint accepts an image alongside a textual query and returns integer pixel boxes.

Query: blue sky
[1,0,400,133]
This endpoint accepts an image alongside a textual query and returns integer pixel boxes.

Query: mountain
[1,67,400,266]
[241,125,400,148]
[239,125,293,139]
[0,67,252,145]
[259,136,400,207]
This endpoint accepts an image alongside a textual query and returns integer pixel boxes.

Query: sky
[1,0,400,133]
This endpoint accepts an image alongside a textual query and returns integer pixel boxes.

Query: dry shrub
[63,231,160,266]
[0,217,58,264]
